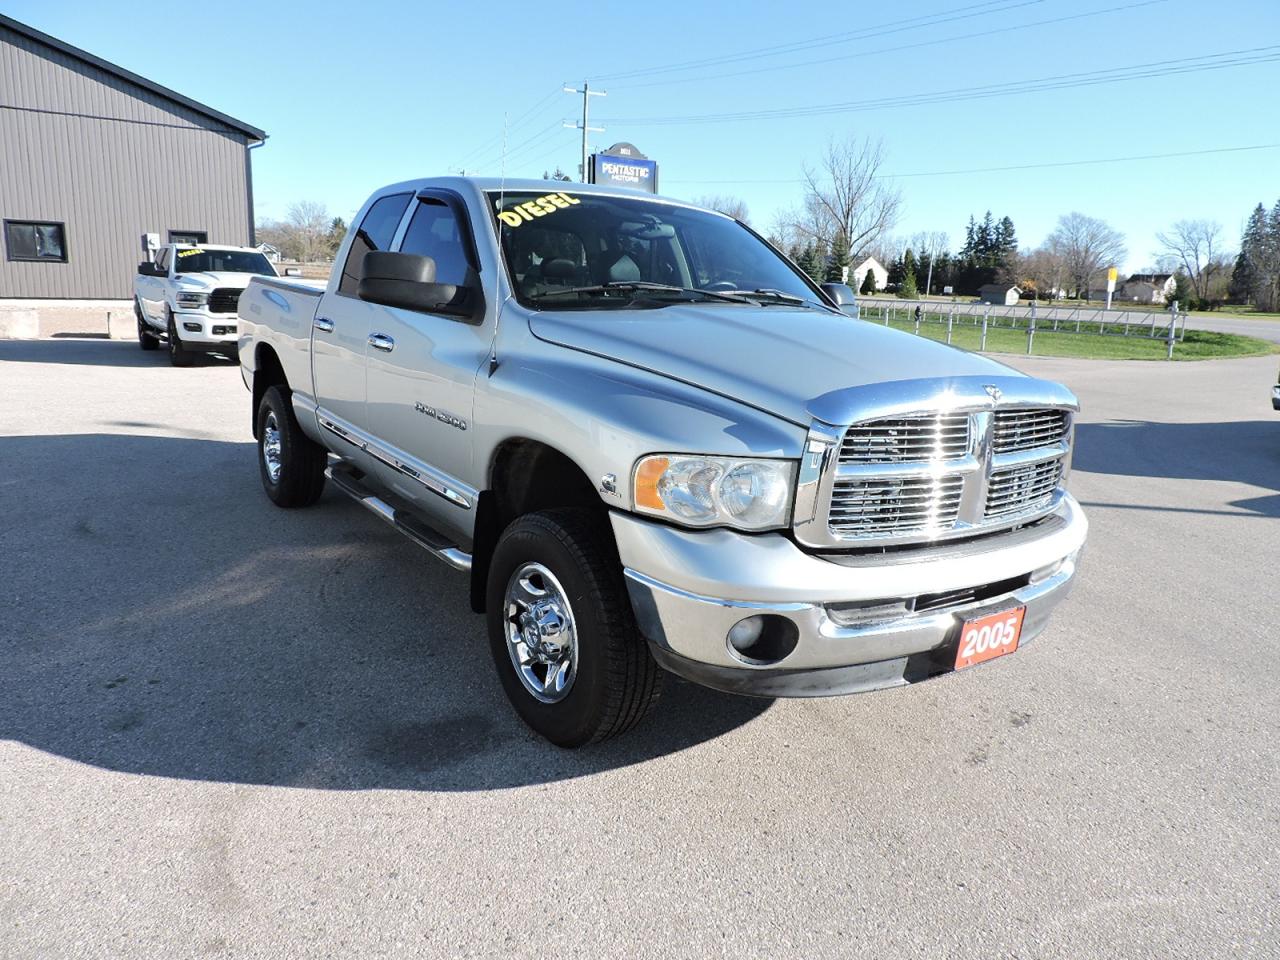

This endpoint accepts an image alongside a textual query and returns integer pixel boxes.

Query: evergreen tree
[1169,272,1195,309]
[978,212,996,260]
[995,216,1017,258]
[797,243,823,284]
[826,233,851,283]
[1229,204,1265,303]
[899,249,919,299]
[860,267,878,295]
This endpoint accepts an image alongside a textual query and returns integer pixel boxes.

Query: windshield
[174,248,276,276]
[489,190,825,310]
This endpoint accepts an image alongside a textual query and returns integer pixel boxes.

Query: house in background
[978,283,1021,305]
[851,256,889,293]
[0,14,265,299]
[1120,273,1176,304]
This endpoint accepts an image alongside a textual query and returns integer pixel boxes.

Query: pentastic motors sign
[590,154,658,193]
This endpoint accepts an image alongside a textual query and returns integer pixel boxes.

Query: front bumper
[613,494,1088,697]
[173,311,239,351]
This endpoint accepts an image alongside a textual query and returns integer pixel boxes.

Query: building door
[168,230,208,245]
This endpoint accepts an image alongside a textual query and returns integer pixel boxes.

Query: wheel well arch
[469,437,609,613]
[251,343,288,439]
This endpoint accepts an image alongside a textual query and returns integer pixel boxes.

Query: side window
[155,248,170,272]
[398,199,472,286]
[4,220,67,262]
[338,192,411,297]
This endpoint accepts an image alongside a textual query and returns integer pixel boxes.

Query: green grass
[879,315,1277,360]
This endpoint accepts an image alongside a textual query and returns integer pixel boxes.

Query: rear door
[310,191,413,455]
[363,191,489,540]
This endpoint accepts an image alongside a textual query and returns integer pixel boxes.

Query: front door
[364,193,489,542]
[310,191,413,457]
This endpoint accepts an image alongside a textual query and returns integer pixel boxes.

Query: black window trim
[4,219,69,263]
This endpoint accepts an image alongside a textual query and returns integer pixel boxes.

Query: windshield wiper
[714,288,824,308]
[535,282,744,304]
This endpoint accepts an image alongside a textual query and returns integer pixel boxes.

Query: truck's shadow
[1074,419,1280,517]
[0,433,769,792]
[0,338,237,367]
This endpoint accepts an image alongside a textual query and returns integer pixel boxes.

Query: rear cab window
[338,192,412,297]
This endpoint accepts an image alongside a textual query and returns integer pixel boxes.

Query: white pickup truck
[134,244,289,366]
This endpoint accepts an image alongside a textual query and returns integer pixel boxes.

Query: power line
[591,0,1045,82]
[663,143,1280,185]
[611,0,1168,91]
[597,45,1280,126]
[450,86,563,171]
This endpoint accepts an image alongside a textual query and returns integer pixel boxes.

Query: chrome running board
[325,464,472,572]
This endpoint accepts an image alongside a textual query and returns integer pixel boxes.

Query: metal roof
[0,13,266,141]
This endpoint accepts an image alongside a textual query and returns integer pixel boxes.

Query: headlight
[633,455,795,531]
[175,292,209,308]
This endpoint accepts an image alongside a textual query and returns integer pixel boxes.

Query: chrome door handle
[368,333,395,353]
[314,317,334,333]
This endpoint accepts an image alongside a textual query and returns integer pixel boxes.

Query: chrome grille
[992,408,1069,453]
[839,413,969,464]
[208,288,242,314]
[985,459,1063,518]
[829,475,964,537]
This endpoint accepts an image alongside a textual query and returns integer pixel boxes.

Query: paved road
[2,340,1277,959]
[860,295,1280,344]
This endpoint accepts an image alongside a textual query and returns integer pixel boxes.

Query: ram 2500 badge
[237,178,1088,747]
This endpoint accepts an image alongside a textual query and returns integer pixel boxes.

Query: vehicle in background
[1272,366,1280,410]
[238,177,1087,747]
[134,244,295,366]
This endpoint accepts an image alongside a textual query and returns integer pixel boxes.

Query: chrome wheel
[504,562,578,704]
[261,412,283,484]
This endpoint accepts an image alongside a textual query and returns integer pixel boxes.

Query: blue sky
[9,0,1279,270]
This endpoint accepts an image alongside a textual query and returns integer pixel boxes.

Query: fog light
[726,614,799,665]
[183,321,201,332]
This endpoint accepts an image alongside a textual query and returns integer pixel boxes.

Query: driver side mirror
[821,282,861,318]
[357,251,482,321]
[284,267,302,278]
[138,261,164,277]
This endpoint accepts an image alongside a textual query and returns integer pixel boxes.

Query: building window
[169,230,208,245]
[5,220,68,262]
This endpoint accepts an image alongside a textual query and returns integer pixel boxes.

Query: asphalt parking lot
[2,339,1277,959]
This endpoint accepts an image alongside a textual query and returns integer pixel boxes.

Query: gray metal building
[0,14,265,299]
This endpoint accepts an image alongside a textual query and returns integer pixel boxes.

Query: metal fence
[859,297,1188,358]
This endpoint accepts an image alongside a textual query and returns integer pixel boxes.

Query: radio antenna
[488,111,509,376]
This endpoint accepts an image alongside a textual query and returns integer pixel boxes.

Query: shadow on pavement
[0,434,769,792]
[1074,419,1280,518]
[0,338,237,367]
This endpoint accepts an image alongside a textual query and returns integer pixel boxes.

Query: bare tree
[1155,219,1227,302]
[1045,212,1127,299]
[258,201,334,263]
[787,136,901,260]
[1019,245,1069,300]
[692,194,751,223]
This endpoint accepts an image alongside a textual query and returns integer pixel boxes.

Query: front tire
[166,310,193,367]
[486,509,661,747]
[256,385,327,508]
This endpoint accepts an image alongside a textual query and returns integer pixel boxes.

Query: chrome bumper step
[325,463,472,572]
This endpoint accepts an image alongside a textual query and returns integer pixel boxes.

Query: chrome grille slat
[838,413,970,465]
[828,475,963,536]
[992,409,1069,453]
[985,459,1062,517]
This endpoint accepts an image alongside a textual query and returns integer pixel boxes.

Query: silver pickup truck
[238,177,1088,747]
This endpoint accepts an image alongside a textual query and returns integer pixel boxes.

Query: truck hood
[174,272,266,290]
[529,304,1025,426]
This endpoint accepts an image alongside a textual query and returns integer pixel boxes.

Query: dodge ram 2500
[135,243,283,366]
[238,178,1088,747]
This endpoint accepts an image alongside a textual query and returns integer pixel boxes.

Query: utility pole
[563,82,606,183]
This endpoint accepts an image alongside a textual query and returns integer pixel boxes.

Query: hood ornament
[983,384,1003,403]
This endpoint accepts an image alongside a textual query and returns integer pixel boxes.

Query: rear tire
[167,311,194,367]
[256,385,327,508]
[136,300,159,351]
[486,509,661,747]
